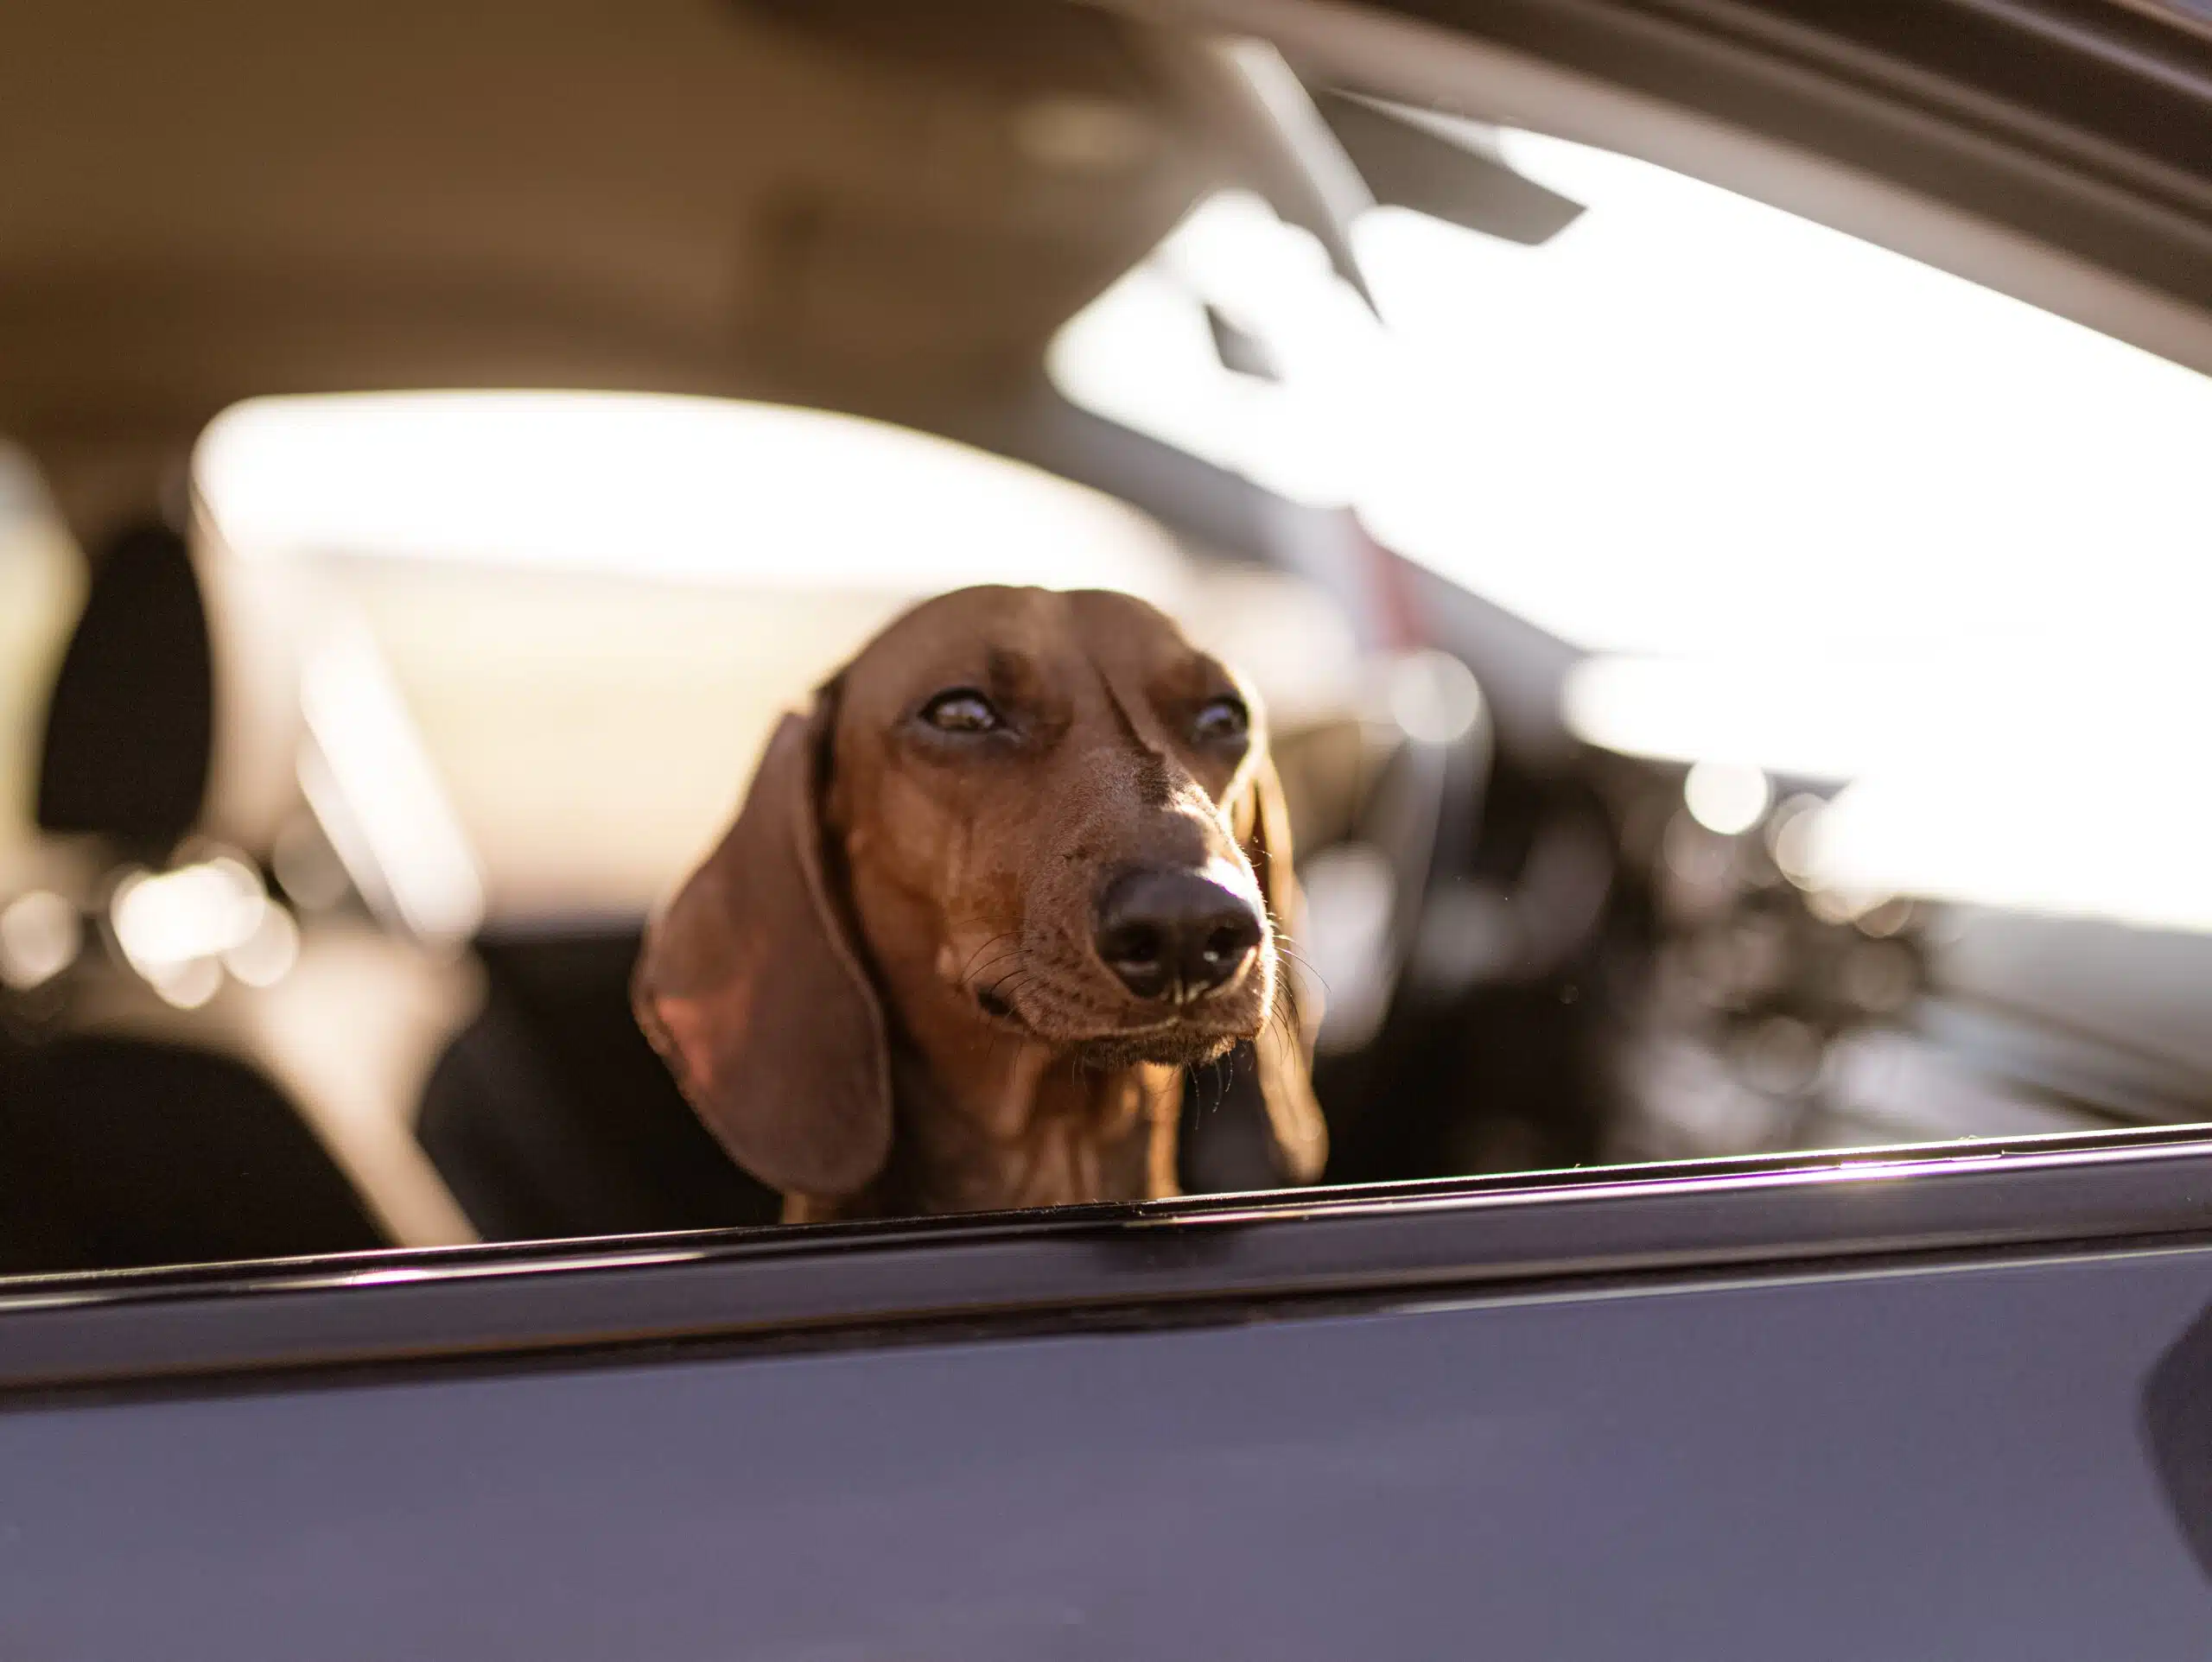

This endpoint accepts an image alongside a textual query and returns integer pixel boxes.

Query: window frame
[4,1121,2212,1399]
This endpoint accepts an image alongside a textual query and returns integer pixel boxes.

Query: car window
[193,393,1230,923]
[1048,110,2212,1166]
[3,6,2209,1275]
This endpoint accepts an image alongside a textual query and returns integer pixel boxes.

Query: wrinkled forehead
[836,586,1216,721]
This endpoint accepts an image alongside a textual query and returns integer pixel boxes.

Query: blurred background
[4,0,2212,1274]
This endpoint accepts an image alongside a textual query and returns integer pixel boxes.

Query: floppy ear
[632,688,893,1200]
[1233,742,1329,1185]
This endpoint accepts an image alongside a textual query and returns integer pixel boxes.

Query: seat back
[0,1036,381,1273]
[418,929,779,1240]
[2,521,384,1272]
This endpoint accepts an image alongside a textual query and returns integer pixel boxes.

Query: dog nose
[1094,869,1264,1004]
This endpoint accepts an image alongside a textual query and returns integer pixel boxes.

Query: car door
[4,1133,2212,1658]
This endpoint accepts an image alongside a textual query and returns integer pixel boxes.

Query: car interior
[4,0,2212,1275]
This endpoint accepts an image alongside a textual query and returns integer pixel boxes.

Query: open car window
[1046,110,2212,1164]
[0,3,2209,1285]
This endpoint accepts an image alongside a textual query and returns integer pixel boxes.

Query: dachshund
[632,584,1325,1222]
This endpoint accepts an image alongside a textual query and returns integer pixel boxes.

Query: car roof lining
[0,0,1260,541]
[10,0,2212,544]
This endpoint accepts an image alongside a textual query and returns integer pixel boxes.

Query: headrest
[34,522,213,854]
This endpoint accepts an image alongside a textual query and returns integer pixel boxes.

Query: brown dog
[632,584,1326,1222]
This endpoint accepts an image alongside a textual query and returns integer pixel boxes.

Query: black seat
[0,519,385,1272]
[0,1037,381,1274]
[417,928,780,1240]
[35,519,213,854]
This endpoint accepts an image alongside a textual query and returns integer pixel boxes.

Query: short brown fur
[633,585,1325,1221]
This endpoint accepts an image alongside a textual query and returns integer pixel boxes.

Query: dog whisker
[955,930,1017,984]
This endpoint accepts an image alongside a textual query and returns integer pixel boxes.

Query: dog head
[633,584,1324,1202]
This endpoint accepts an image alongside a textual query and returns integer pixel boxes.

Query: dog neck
[789,1031,1180,1222]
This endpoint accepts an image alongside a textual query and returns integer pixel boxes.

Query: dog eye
[919,689,1002,733]
[1191,695,1249,743]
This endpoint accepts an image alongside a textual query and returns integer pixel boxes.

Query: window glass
[5,8,2210,1276]
[1048,115,2212,1164]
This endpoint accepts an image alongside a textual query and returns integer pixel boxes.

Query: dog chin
[1074,1027,1247,1071]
